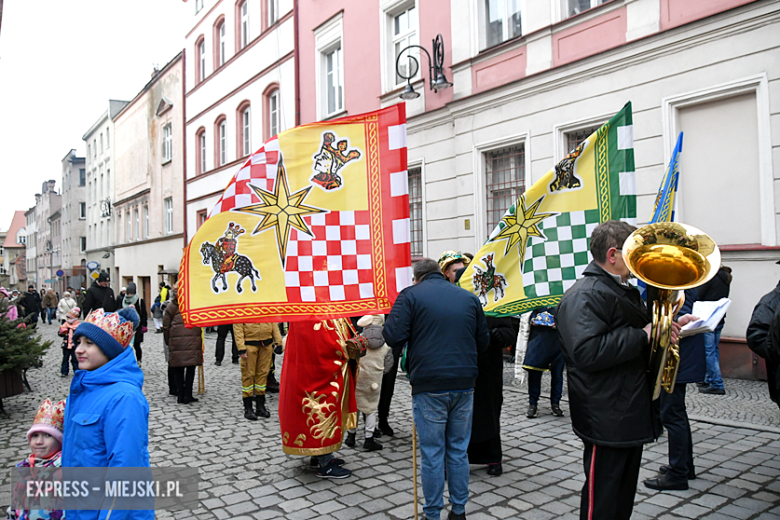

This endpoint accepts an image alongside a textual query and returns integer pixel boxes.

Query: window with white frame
[79,168,86,186]
[198,39,206,82]
[219,120,227,165]
[324,45,344,117]
[242,106,251,156]
[268,90,279,138]
[133,208,139,242]
[565,124,602,154]
[79,237,86,253]
[164,198,174,234]
[106,127,110,148]
[79,202,86,219]
[268,0,279,25]
[217,21,226,67]
[240,1,249,49]
[485,144,525,236]
[126,210,132,241]
[195,0,204,13]
[143,204,149,239]
[117,213,123,242]
[93,139,97,157]
[100,134,104,154]
[162,123,173,163]
[315,14,344,120]
[408,166,423,257]
[563,0,607,19]
[481,0,522,50]
[198,130,207,173]
[392,5,418,87]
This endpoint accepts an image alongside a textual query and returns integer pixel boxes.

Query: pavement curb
[687,413,780,434]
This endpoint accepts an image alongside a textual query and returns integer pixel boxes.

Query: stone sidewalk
[1,324,779,519]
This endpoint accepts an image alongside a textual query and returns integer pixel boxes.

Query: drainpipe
[181,48,189,248]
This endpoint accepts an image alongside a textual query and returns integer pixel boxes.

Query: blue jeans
[46,307,56,324]
[703,322,724,390]
[412,390,474,520]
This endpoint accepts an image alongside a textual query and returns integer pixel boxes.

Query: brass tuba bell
[622,222,720,400]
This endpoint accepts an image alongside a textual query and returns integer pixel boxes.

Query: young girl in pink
[58,307,81,377]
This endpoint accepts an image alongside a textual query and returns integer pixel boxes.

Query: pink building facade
[296,0,780,377]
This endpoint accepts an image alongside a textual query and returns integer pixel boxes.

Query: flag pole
[412,415,418,520]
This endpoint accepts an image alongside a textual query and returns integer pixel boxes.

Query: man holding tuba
[556,220,696,520]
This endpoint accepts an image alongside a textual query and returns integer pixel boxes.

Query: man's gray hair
[590,220,636,263]
[413,258,440,282]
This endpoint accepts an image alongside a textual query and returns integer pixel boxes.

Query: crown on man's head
[84,308,136,348]
[319,132,361,171]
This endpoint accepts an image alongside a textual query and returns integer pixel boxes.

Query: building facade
[24,208,36,288]
[60,149,88,291]
[33,181,61,291]
[183,0,296,242]
[298,0,780,377]
[81,100,129,291]
[113,54,185,305]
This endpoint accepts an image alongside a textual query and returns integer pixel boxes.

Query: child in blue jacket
[63,307,153,520]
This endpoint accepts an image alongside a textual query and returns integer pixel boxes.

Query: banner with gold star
[178,105,412,326]
[459,102,636,316]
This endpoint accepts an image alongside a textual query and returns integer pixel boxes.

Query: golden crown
[438,250,469,272]
[84,308,135,348]
[32,399,66,432]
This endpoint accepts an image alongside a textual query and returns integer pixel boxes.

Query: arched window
[195,127,206,174]
[236,101,251,157]
[195,36,206,83]
[263,84,280,140]
[236,1,249,51]
[214,17,226,68]
[214,116,227,167]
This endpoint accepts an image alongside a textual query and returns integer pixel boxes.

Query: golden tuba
[622,222,720,400]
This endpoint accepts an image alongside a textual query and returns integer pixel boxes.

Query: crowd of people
[7,219,780,520]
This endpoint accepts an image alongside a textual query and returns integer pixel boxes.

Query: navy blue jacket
[383,272,490,395]
[676,289,705,384]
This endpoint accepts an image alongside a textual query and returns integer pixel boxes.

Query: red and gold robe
[279,319,358,456]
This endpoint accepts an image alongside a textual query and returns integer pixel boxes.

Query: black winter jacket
[82,281,117,318]
[676,289,705,384]
[20,291,41,317]
[556,262,659,447]
[383,272,490,395]
[746,281,780,363]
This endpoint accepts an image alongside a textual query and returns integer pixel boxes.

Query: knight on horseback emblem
[201,222,262,294]
[310,131,362,191]
[472,253,508,308]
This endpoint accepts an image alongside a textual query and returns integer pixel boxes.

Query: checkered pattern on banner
[284,210,375,303]
[209,139,281,218]
[522,209,600,298]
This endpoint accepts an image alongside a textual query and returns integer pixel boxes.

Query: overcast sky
[0,1,189,230]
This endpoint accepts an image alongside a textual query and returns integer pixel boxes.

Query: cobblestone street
[2,324,779,519]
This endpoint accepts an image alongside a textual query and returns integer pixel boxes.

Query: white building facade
[34,181,61,290]
[183,0,297,242]
[60,149,88,290]
[113,54,185,305]
[82,100,128,290]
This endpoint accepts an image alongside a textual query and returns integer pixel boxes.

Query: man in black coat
[746,270,780,409]
[20,285,41,324]
[81,271,117,318]
[556,220,693,520]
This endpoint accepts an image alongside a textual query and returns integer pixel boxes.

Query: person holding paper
[696,265,732,395]
[644,288,705,491]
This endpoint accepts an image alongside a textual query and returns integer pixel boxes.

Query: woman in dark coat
[163,285,203,404]
[121,282,148,364]
[468,315,516,476]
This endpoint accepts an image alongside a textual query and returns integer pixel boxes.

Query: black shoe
[551,403,564,417]
[255,395,271,418]
[696,381,708,388]
[378,421,395,437]
[169,389,177,396]
[344,432,356,447]
[186,396,199,403]
[363,437,383,451]
[267,373,280,393]
[659,464,696,480]
[372,428,382,439]
[527,404,538,418]
[215,361,222,366]
[243,397,257,421]
[699,386,725,395]
[644,474,688,491]
[316,460,351,479]
[177,395,189,405]
[309,457,345,469]
[448,511,466,520]
[487,463,502,476]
